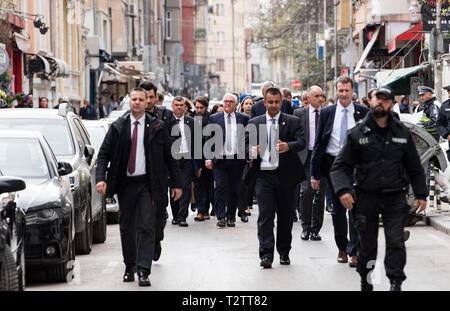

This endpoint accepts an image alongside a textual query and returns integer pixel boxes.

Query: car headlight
[68,171,80,190]
[26,208,57,225]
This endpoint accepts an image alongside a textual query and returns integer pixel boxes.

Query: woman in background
[39,97,49,108]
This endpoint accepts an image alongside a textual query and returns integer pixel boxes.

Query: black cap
[443,85,450,91]
[375,86,395,100]
[418,86,434,95]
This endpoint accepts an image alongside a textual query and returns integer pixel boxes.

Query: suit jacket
[310,103,369,180]
[293,107,312,165]
[250,99,294,118]
[246,112,306,186]
[168,115,201,171]
[206,111,249,163]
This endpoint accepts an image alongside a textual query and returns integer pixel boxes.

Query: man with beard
[330,86,427,291]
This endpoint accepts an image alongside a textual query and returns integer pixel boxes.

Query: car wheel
[107,211,119,224]
[75,193,93,255]
[47,223,75,283]
[0,245,20,291]
[93,197,107,243]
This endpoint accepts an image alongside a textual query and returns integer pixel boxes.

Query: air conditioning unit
[128,4,136,17]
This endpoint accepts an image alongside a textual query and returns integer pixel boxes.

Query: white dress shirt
[326,101,356,157]
[127,115,147,176]
[309,105,320,151]
[224,112,237,156]
[261,111,281,169]
[175,115,189,154]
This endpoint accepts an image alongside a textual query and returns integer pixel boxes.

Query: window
[216,59,225,72]
[216,31,224,45]
[216,4,225,17]
[166,11,172,40]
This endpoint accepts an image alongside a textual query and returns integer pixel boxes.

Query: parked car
[0,130,76,283]
[0,175,26,291]
[82,120,119,224]
[0,105,107,255]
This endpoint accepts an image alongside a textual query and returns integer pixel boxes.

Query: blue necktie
[339,108,348,147]
[226,114,232,153]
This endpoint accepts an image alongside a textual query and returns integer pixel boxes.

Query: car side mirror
[57,161,73,176]
[84,145,95,164]
[0,177,26,194]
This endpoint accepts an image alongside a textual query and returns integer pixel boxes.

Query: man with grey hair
[251,81,294,118]
[205,93,249,228]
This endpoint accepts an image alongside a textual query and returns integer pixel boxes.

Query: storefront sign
[421,0,450,32]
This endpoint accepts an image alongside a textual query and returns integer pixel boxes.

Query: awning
[354,25,382,74]
[45,57,71,78]
[26,54,51,76]
[13,32,30,52]
[7,13,25,29]
[118,61,155,80]
[374,63,429,88]
[387,24,423,54]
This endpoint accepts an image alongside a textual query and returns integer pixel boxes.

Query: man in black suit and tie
[205,94,249,228]
[95,88,182,286]
[310,76,369,267]
[169,96,201,227]
[247,88,306,268]
[251,81,294,118]
[294,86,328,241]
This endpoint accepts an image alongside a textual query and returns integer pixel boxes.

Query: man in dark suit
[310,76,369,267]
[247,87,306,268]
[251,81,294,118]
[95,88,182,287]
[294,86,328,241]
[168,96,200,227]
[205,94,249,228]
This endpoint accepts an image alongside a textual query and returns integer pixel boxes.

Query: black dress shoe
[240,215,248,223]
[210,209,216,217]
[390,281,402,291]
[326,203,334,213]
[310,232,322,241]
[280,255,290,265]
[293,215,298,222]
[260,257,272,268]
[301,230,310,241]
[172,219,179,225]
[217,219,226,228]
[361,279,373,291]
[137,271,151,287]
[123,269,135,282]
[190,203,196,212]
[226,219,236,227]
[179,221,188,227]
[153,242,162,261]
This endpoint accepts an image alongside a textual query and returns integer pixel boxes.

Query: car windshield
[84,126,105,150]
[0,119,75,156]
[0,138,50,179]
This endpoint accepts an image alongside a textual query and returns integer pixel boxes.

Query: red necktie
[128,121,139,174]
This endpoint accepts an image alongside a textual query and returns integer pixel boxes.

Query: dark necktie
[314,109,319,130]
[128,121,139,175]
[268,118,276,162]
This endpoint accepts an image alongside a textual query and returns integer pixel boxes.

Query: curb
[425,215,450,235]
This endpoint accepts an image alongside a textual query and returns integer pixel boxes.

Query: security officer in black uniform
[436,85,450,160]
[417,86,440,141]
[330,86,427,291]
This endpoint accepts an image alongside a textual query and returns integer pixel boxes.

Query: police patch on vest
[359,137,369,145]
[392,137,407,144]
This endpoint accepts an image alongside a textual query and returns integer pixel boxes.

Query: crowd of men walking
[93,76,450,291]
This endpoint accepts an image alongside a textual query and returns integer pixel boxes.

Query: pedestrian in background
[109,94,119,114]
[95,88,182,287]
[295,86,328,242]
[39,97,48,108]
[156,92,165,106]
[184,97,193,116]
[399,96,410,114]
[330,86,427,291]
[211,103,223,115]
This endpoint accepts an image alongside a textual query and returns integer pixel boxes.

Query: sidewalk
[424,203,450,235]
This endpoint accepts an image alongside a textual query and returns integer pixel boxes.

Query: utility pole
[349,0,353,79]
[323,0,327,96]
[334,0,338,98]
[434,0,443,103]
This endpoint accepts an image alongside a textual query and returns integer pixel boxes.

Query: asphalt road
[25,207,450,291]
